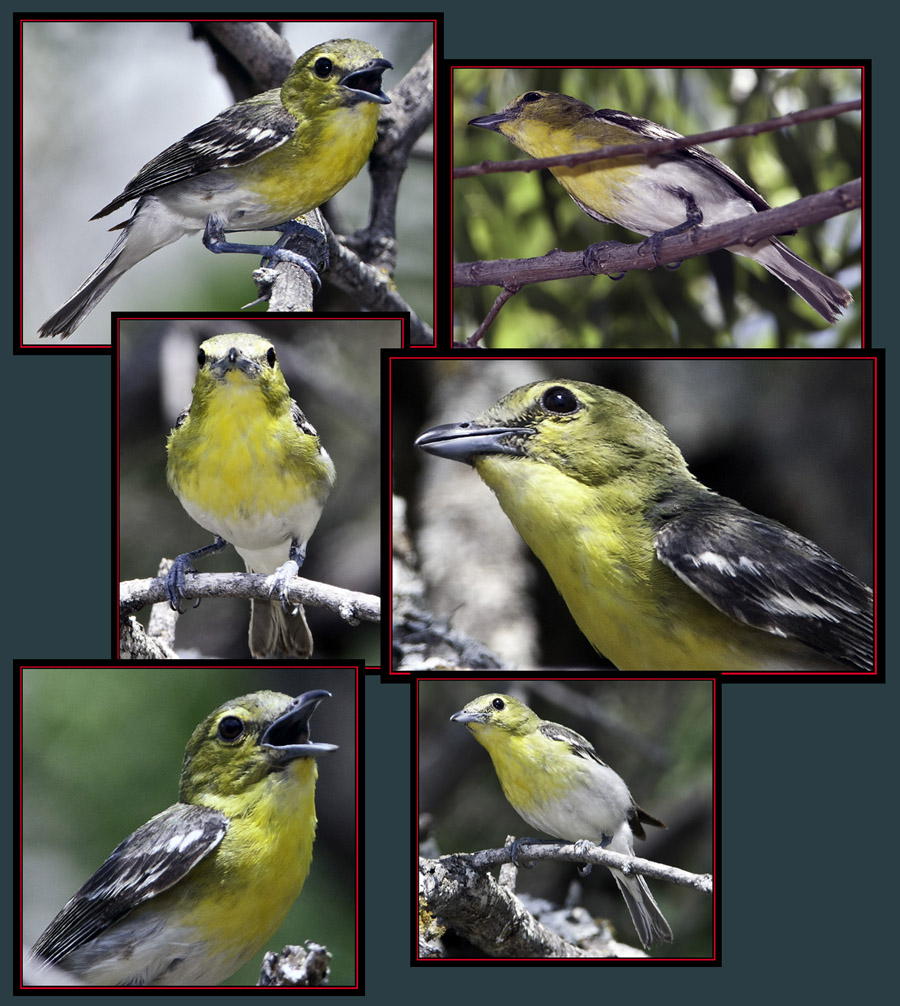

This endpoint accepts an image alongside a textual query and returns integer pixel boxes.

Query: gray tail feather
[613,871,673,949]
[748,238,852,324]
[37,249,124,339]
[249,599,313,658]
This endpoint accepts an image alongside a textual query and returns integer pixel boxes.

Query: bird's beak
[260,690,339,762]
[469,111,512,131]
[416,422,534,464]
[450,708,480,725]
[209,345,261,381]
[342,59,393,104]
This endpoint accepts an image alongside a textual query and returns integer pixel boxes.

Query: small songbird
[29,690,337,985]
[451,692,673,949]
[418,379,873,671]
[166,334,336,657]
[39,39,391,339]
[470,90,853,323]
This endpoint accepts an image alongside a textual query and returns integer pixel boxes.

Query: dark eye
[266,347,277,367]
[314,57,333,78]
[218,715,245,741]
[197,349,206,366]
[491,697,505,711]
[541,385,579,414]
[522,91,542,103]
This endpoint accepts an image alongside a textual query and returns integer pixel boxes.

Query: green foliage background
[23,666,358,987]
[454,66,862,348]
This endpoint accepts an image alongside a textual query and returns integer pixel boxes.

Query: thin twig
[458,842,712,895]
[456,178,860,342]
[455,99,862,178]
[465,285,519,346]
[120,570,381,625]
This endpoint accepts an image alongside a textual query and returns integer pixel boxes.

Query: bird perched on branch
[451,692,673,949]
[469,90,853,322]
[166,334,336,658]
[417,379,873,671]
[39,39,391,339]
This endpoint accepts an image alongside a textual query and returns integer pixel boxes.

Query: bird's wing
[31,803,227,965]
[93,93,297,218]
[655,495,874,671]
[593,108,778,215]
[290,398,319,436]
[538,720,607,766]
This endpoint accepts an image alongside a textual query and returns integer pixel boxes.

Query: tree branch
[365,45,434,275]
[120,615,180,660]
[120,567,381,625]
[420,842,711,958]
[456,178,859,290]
[191,23,433,320]
[460,841,712,895]
[324,222,433,345]
[420,855,643,957]
[257,942,331,986]
[327,45,435,344]
[455,178,860,345]
[250,210,327,312]
[191,21,294,95]
[455,98,861,179]
[393,490,508,669]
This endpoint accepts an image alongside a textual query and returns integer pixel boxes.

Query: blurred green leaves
[455,67,862,348]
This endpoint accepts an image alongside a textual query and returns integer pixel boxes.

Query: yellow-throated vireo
[417,380,873,671]
[451,692,673,949]
[166,334,336,658]
[39,39,391,339]
[29,690,337,986]
[469,91,853,323]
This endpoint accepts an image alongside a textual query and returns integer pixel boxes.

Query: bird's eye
[491,697,505,711]
[218,715,245,741]
[541,385,579,414]
[266,347,277,367]
[314,57,334,79]
[522,91,542,103]
[197,349,206,366]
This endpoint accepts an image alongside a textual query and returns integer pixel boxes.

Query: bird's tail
[739,237,853,324]
[249,599,314,658]
[38,197,188,340]
[612,870,673,949]
[37,237,129,340]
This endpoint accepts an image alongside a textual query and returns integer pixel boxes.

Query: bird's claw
[572,839,595,876]
[268,559,301,611]
[507,836,537,869]
[265,248,323,292]
[166,555,198,612]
